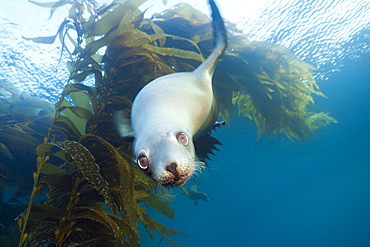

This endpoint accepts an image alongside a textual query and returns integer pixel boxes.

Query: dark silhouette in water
[187,178,209,206]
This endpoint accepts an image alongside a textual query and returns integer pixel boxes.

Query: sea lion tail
[195,0,227,76]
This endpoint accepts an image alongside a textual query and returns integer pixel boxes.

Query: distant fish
[187,178,209,206]
[0,142,14,160]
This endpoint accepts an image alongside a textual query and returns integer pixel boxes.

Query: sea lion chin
[115,0,227,187]
[156,163,195,187]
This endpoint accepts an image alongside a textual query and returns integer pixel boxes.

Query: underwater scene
[0,0,369,246]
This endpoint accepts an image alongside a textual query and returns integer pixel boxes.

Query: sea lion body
[116,0,227,187]
[187,178,209,206]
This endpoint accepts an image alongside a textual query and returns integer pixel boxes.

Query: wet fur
[115,0,227,187]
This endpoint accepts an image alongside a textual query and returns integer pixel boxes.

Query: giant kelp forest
[0,0,336,246]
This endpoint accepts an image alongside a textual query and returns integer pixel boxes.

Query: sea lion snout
[166,163,179,179]
[158,160,195,187]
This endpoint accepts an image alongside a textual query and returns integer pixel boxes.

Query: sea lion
[187,178,209,206]
[115,0,227,187]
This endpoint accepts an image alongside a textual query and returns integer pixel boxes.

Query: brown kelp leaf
[38,173,72,192]
[140,211,185,247]
[63,83,97,98]
[22,19,70,44]
[153,3,209,25]
[0,142,13,160]
[28,0,69,20]
[140,190,175,219]
[89,0,146,36]
[29,202,62,221]
[150,21,166,47]
[141,211,185,236]
[0,162,12,178]
[36,141,117,215]
[143,44,204,62]
[70,68,102,84]
[78,134,138,230]
[116,9,135,34]
[109,214,140,246]
[74,206,132,247]
[134,190,150,199]
[82,28,117,57]
[24,232,54,247]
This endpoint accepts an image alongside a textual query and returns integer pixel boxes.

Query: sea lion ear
[114,110,134,137]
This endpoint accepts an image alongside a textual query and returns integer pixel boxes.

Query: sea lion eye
[137,155,149,170]
[176,132,188,146]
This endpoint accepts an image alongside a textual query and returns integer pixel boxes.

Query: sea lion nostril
[166,163,179,179]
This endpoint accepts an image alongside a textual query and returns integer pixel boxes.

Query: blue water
[142,57,370,246]
[140,5,370,247]
[1,0,370,246]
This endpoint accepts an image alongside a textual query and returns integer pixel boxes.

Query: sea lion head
[134,125,199,187]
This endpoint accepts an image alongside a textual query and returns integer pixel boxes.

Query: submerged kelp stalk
[18,0,337,246]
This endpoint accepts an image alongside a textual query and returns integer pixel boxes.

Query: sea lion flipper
[114,110,134,137]
[195,0,227,77]
[194,133,223,165]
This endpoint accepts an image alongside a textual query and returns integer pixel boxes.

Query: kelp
[15,81,184,246]
[16,0,338,246]
[0,86,54,247]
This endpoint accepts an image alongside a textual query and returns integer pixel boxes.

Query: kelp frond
[17,0,338,246]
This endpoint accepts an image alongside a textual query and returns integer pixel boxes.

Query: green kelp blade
[58,106,93,121]
[39,163,64,175]
[54,115,83,138]
[36,141,118,215]
[59,99,86,135]
[70,91,92,111]
[62,85,98,113]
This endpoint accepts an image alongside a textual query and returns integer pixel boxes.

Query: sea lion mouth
[155,159,203,187]
[158,173,191,187]
[157,167,193,187]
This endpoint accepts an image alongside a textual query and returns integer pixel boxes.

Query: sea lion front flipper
[194,122,224,165]
[114,110,134,137]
